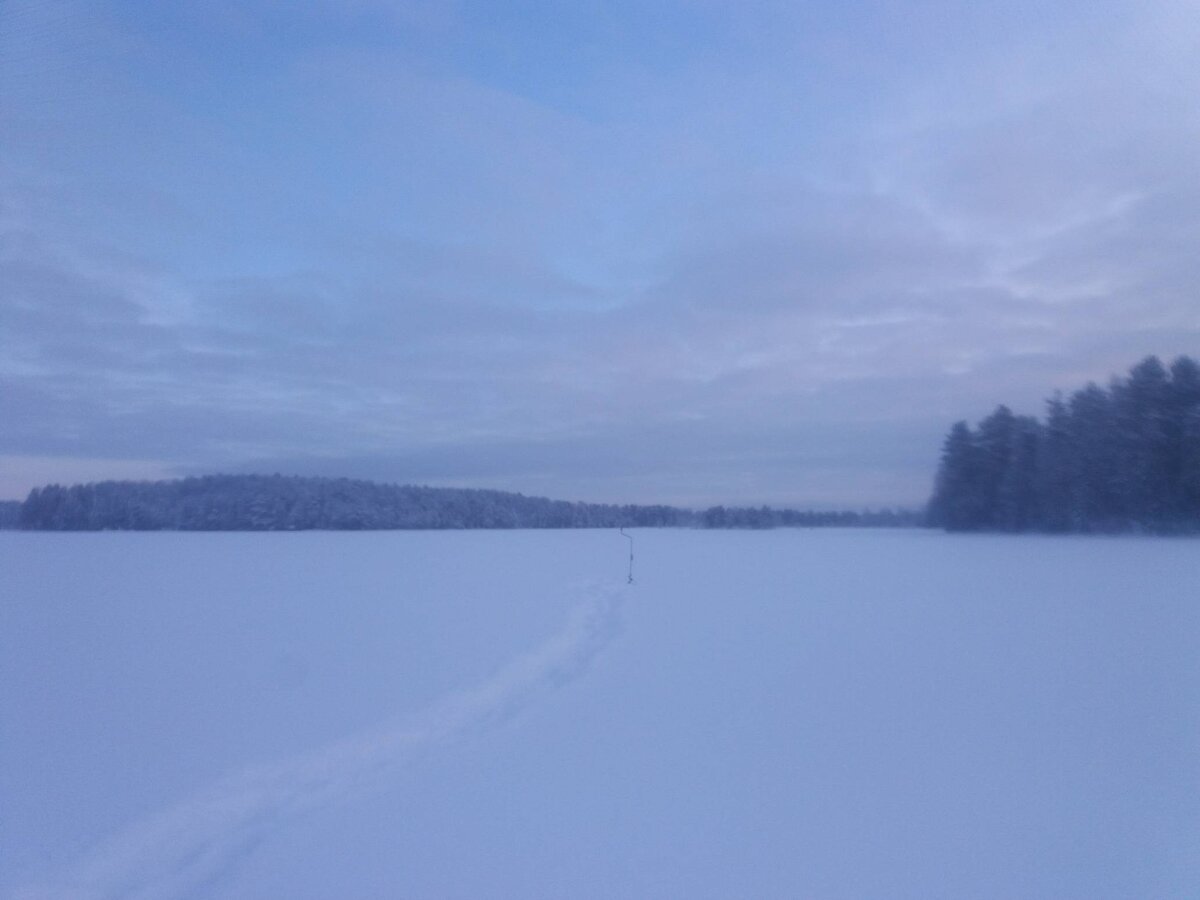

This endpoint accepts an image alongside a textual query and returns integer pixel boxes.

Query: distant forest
[928,355,1200,533]
[10,474,919,532]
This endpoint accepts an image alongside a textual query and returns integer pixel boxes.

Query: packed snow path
[16,583,626,900]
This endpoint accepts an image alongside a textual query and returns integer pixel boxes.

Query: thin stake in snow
[620,527,634,584]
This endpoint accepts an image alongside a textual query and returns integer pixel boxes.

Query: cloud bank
[3,1,1199,504]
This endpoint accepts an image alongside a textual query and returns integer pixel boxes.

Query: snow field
[2,529,1197,898]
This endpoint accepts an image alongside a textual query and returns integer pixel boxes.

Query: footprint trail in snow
[16,581,627,900]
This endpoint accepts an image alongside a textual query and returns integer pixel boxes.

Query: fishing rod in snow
[619,527,634,584]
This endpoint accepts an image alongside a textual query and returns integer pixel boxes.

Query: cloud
[3,0,1200,503]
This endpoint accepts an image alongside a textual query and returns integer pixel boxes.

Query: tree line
[699,505,920,529]
[11,473,917,532]
[16,475,685,531]
[928,355,1200,533]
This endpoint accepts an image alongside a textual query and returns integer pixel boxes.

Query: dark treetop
[927,355,1200,533]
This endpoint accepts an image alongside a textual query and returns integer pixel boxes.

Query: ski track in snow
[14,581,627,900]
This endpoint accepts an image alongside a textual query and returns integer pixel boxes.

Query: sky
[2,0,1199,507]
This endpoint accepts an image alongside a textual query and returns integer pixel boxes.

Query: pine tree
[1067,383,1121,530]
[1114,356,1173,527]
[1166,356,1200,525]
[996,415,1042,530]
[928,421,987,529]
[1035,394,1074,530]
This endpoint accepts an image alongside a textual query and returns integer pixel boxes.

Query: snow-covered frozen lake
[2,528,1198,899]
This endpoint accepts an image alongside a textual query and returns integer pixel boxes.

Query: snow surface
[2,528,1198,899]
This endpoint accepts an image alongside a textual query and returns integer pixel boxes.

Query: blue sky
[3,0,1199,506]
